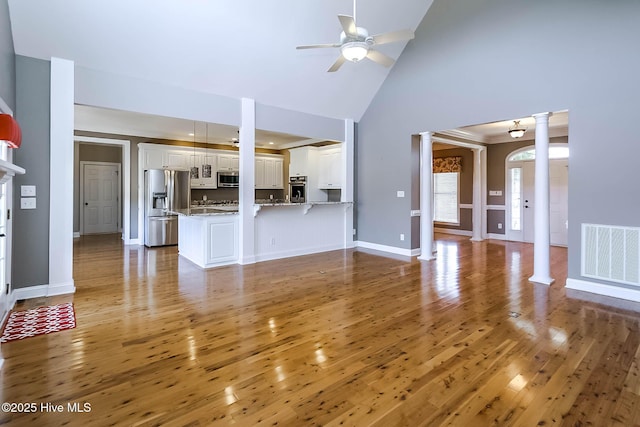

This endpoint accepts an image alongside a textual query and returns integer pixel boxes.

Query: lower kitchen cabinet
[177,214,239,268]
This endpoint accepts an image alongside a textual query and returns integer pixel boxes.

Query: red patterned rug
[1,303,76,343]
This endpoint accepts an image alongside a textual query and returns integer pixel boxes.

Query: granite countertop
[169,206,239,216]
[255,201,352,207]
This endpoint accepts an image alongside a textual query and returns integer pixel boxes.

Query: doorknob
[85,202,88,206]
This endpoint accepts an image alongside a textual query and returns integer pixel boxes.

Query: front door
[82,163,120,234]
[507,159,568,246]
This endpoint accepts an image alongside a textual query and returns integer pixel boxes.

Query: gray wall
[13,56,50,289]
[0,0,15,110]
[357,0,640,287]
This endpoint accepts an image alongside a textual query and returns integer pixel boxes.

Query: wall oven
[289,176,307,203]
[217,171,239,188]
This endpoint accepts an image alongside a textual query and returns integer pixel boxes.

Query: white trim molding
[11,282,76,302]
[356,241,417,257]
[566,278,640,303]
[486,205,506,211]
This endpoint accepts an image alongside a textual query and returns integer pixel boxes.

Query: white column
[49,57,76,294]
[238,98,256,265]
[343,118,355,248]
[470,147,485,241]
[529,112,555,285]
[418,132,435,260]
[480,147,488,239]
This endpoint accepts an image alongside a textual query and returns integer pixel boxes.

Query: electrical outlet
[397,191,405,198]
[498,223,503,230]
[400,233,405,241]
[352,228,356,235]
[270,237,276,245]
[21,198,36,209]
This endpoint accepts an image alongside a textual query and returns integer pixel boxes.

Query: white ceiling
[435,111,569,149]
[8,0,433,121]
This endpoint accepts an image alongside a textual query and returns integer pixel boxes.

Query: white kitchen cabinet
[289,146,318,177]
[218,153,239,171]
[255,156,284,189]
[142,148,165,169]
[318,146,342,189]
[164,150,191,169]
[141,146,190,170]
[178,214,239,268]
[189,151,217,189]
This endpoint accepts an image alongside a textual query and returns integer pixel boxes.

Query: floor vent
[582,223,640,286]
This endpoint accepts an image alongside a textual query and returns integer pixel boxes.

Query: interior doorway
[80,162,120,235]
[506,145,569,246]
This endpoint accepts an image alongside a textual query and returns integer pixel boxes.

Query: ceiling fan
[296,0,415,72]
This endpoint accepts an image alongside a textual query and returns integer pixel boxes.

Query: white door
[550,160,569,246]
[83,163,120,234]
[507,159,568,246]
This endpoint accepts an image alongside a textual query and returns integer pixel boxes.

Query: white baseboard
[124,238,142,245]
[487,233,507,240]
[566,278,640,303]
[11,281,76,302]
[434,227,473,237]
[73,232,80,238]
[355,241,414,257]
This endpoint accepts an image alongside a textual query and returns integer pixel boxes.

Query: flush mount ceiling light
[508,120,527,139]
[341,41,369,62]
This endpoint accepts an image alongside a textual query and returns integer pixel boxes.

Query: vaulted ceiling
[8,0,433,121]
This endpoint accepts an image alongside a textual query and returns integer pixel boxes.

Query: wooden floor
[1,234,639,426]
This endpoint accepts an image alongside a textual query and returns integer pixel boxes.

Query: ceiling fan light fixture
[508,120,527,139]
[341,42,368,62]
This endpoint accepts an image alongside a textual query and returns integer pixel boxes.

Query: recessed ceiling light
[188,133,194,136]
[269,141,274,145]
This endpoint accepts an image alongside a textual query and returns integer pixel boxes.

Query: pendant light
[508,120,527,139]
[190,122,199,179]
[202,124,212,179]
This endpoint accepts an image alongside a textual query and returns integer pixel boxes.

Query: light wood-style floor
[1,234,639,426]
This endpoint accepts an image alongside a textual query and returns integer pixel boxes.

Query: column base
[470,237,484,242]
[528,275,555,286]
[417,253,436,261]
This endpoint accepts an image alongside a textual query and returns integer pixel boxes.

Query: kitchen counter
[253,201,352,216]
[170,206,239,216]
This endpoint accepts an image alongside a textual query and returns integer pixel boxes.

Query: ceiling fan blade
[366,50,395,67]
[296,43,341,50]
[372,29,415,45]
[338,15,357,37]
[327,55,347,72]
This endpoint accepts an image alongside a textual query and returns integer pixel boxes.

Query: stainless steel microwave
[217,171,239,187]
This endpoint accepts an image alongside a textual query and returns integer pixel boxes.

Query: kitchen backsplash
[191,188,285,204]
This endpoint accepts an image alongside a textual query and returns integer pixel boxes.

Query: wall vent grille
[582,223,640,286]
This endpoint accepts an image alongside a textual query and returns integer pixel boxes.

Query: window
[508,146,569,161]
[433,172,459,224]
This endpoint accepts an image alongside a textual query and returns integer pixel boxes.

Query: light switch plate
[21,198,36,209]
[489,190,502,196]
[397,191,405,198]
[21,185,36,197]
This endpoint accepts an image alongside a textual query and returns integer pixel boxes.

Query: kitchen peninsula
[172,200,351,268]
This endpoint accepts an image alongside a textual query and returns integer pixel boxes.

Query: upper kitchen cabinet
[218,153,240,171]
[189,150,218,189]
[255,155,284,189]
[318,145,342,189]
[289,146,318,177]
[142,144,190,170]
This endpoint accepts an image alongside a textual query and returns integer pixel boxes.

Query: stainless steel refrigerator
[144,169,190,247]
